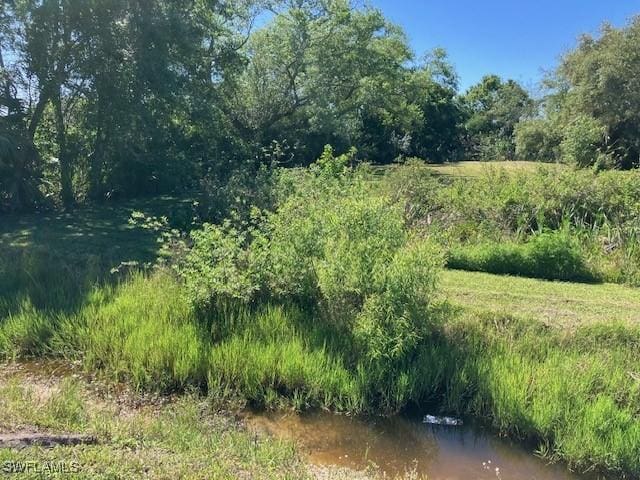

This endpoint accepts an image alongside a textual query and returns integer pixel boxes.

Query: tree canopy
[1,2,638,212]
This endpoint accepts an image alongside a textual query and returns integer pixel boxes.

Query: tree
[409,49,464,163]
[233,0,417,163]
[554,17,640,168]
[514,118,561,162]
[0,0,46,211]
[560,115,606,168]
[462,75,534,160]
[3,0,263,207]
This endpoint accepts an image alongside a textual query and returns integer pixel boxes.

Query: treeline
[1,1,639,211]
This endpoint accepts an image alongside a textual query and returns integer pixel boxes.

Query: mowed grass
[0,195,194,261]
[422,160,565,177]
[441,269,640,328]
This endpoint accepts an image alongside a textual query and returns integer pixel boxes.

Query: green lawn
[423,160,565,178]
[0,196,194,263]
[441,269,640,328]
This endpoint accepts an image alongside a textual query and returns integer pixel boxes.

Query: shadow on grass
[0,195,194,315]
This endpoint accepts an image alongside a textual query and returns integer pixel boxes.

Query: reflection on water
[245,410,600,480]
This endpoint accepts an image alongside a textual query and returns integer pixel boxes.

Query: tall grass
[441,314,640,475]
[447,229,599,282]
[2,268,640,475]
[384,161,640,285]
[3,160,640,477]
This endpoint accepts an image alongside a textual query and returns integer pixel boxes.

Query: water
[2,361,603,479]
[245,410,600,480]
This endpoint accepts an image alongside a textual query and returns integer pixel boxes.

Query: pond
[245,410,602,480]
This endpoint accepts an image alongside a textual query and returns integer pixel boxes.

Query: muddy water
[245,410,599,480]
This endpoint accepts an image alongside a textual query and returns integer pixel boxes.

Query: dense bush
[448,230,599,282]
[514,119,561,162]
[178,147,443,372]
[384,162,640,284]
[560,115,606,167]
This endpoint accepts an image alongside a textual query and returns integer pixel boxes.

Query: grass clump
[440,314,640,475]
[0,376,313,480]
[66,272,208,391]
[447,229,599,282]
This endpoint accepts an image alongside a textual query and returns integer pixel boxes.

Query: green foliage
[0,114,45,212]
[448,230,598,282]
[442,314,640,475]
[408,49,466,163]
[177,150,444,398]
[208,304,363,412]
[1,176,640,475]
[2,0,256,206]
[179,222,261,307]
[462,75,534,160]
[385,163,640,284]
[560,115,605,167]
[353,241,441,362]
[555,17,640,169]
[0,300,53,359]
[312,145,355,178]
[514,118,561,162]
[68,272,207,391]
[236,1,420,163]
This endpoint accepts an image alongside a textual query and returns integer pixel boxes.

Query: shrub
[514,119,561,162]
[354,241,442,362]
[314,195,407,320]
[178,221,262,308]
[526,230,595,281]
[178,146,444,379]
[385,163,640,284]
[448,230,598,282]
[560,115,605,167]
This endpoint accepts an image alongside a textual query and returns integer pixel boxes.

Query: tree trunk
[53,88,74,207]
[0,46,13,116]
[89,87,108,201]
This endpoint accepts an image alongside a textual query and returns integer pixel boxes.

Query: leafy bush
[195,162,279,224]
[353,241,441,362]
[0,131,46,212]
[178,146,443,366]
[560,115,605,167]
[448,230,598,282]
[178,221,262,307]
[514,118,561,162]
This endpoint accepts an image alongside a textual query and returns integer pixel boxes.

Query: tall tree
[462,75,534,160]
[233,0,416,163]
[555,17,640,168]
[13,0,85,206]
[408,48,465,163]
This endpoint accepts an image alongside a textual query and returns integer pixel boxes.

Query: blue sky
[369,0,640,92]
